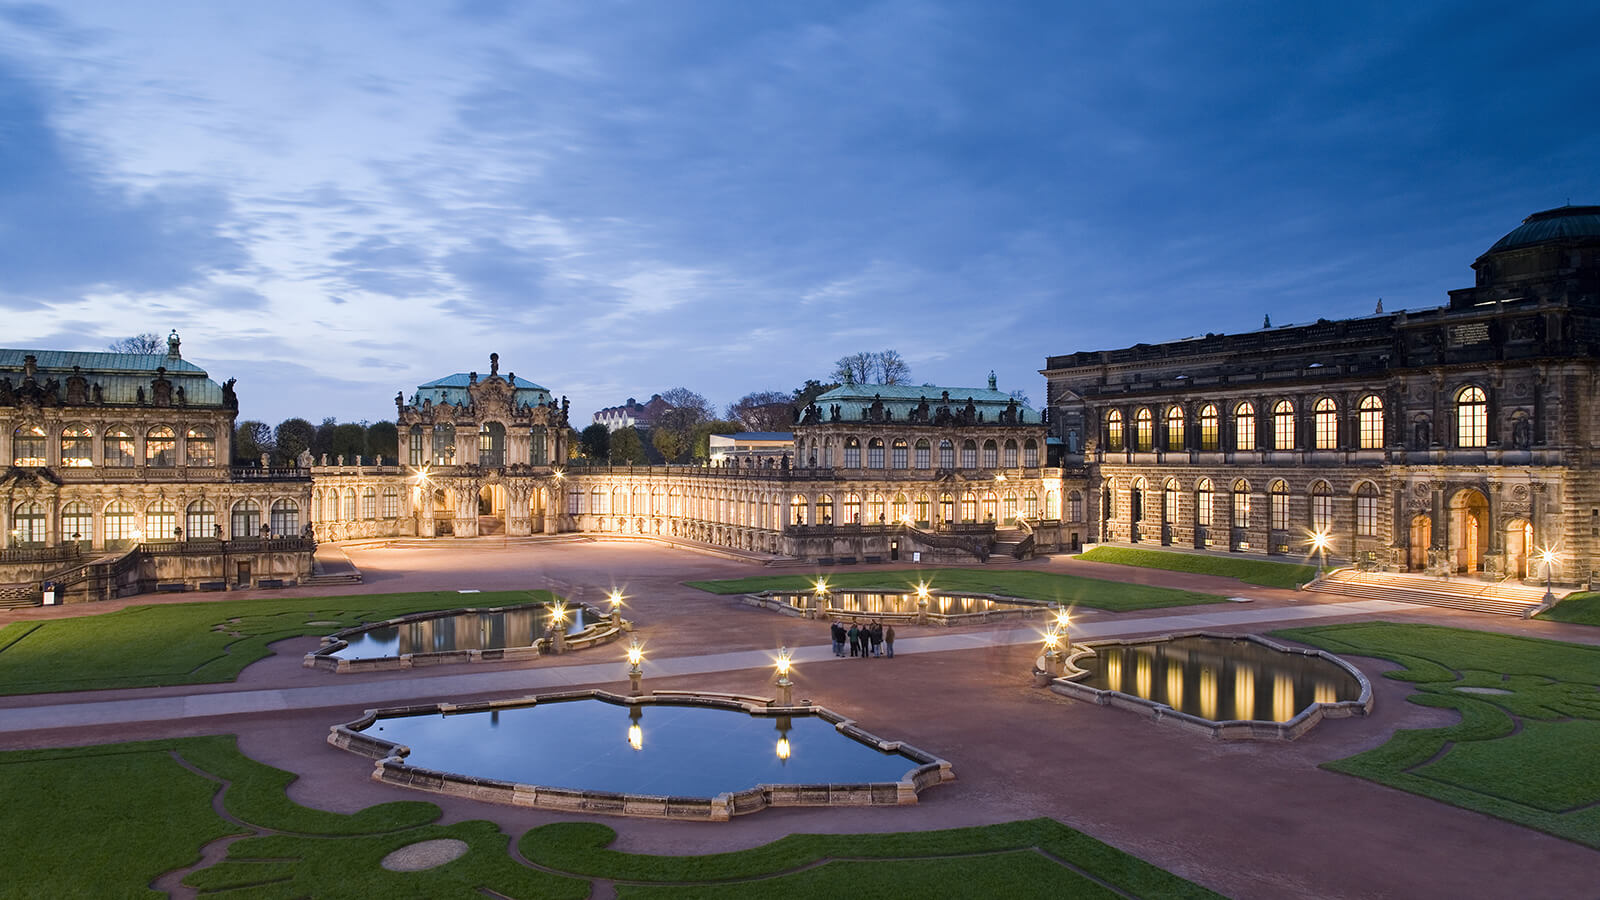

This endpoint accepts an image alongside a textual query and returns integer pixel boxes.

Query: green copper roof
[0,348,224,406]
[1487,205,1600,253]
[412,372,553,409]
[813,383,1038,424]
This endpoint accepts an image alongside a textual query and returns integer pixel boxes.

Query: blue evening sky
[2,1,1595,426]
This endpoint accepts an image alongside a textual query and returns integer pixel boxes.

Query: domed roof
[1487,205,1600,253]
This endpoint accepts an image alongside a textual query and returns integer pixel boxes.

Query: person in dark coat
[884,623,896,658]
[869,621,884,657]
[847,623,860,657]
[830,620,846,657]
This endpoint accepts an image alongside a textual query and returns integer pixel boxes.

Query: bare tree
[657,387,713,422]
[876,349,910,385]
[830,350,911,385]
[726,390,794,431]
[1008,389,1031,407]
[108,333,164,354]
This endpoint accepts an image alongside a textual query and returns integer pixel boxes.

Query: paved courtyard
[3,539,1598,899]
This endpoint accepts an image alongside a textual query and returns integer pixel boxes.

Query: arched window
[408,425,424,466]
[1026,490,1042,518]
[1162,478,1178,523]
[361,487,377,519]
[843,492,861,524]
[529,425,548,466]
[1001,491,1018,522]
[634,485,649,515]
[1310,481,1333,532]
[186,499,216,540]
[60,424,93,467]
[817,494,834,525]
[1270,480,1289,531]
[232,499,261,538]
[1134,409,1154,451]
[478,422,505,467]
[591,486,607,514]
[147,426,177,467]
[1313,398,1337,450]
[11,425,45,466]
[186,427,216,467]
[1232,479,1250,527]
[61,500,93,544]
[867,492,886,523]
[105,427,135,467]
[982,440,998,468]
[891,438,908,469]
[1358,395,1384,449]
[1044,490,1057,518]
[914,439,931,469]
[669,488,682,517]
[322,490,338,522]
[613,487,628,516]
[1165,406,1185,450]
[844,437,862,468]
[892,492,909,522]
[1023,438,1039,467]
[961,440,978,469]
[867,438,884,469]
[1457,386,1487,448]
[1066,491,1081,521]
[270,499,300,535]
[1198,405,1219,451]
[1196,478,1214,527]
[980,491,997,522]
[1272,401,1295,450]
[105,500,137,546]
[1103,486,1116,519]
[432,424,456,465]
[790,494,807,526]
[939,491,954,524]
[938,439,955,468]
[12,502,45,546]
[1003,439,1018,468]
[1234,402,1256,451]
[1355,482,1379,536]
[914,493,930,525]
[382,487,399,518]
[961,491,978,521]
[342,488,357,521]
[1106,409,1125,452]
[147,501,177,540]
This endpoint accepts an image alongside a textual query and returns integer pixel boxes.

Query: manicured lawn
[1273,621,1600,848]
[684,569,1225,612]
[1074,546,1319,589]
[0,590,554,695]
[1535,591,1600,626]
[0,736,1219,899]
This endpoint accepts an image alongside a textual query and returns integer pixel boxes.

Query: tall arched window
[982,440,998,468]
[1134,408,1154,451]
[938,440,954,468]
[1313,398,1337,450]
[867,492,886,523]
[1162,478,1178,523]
[981,491,998,522]
[147,426,176,467]
[1355,482,1379,536]
[844,437,861,468]
[1457,386,1487,448]
[1198,405,1219,451]
[270,499,300,535]
[146,501,177,539]
[105,500,137,546]
[382,487,399,518]
[1165,406,1185,450]
[60,424,93,467]
[478,422,505,467]
[1232,479,1250,527]
[914,439,931,469]
[1358,395,1384,449]
[105,427,135,467]
[1003,439,1018,468]
[1026,490,1041,518]
[322,490,337,522]
[867,438,884,469]
[361,487,377,519]
[408,425,424,466]
[1234,402,1255,451]
[1196,478,1214,527]
[186,499,216,540]
[1269,480,1289,531]
[12,502,45,546]
[342,489,358,521]
[790,494,807,525]
[843,492,861,524]
[432,424,456,465]
[938,491,954,523]
[961,440,978,469]
[1066,491,1081,521]
[1106,410,1125,452]
[1272,401,1295,450]
[891,438,908,469]
[961,491,977,521]
[232,499,261,537]
[11,425,45,466]
[186,427,216,467]
[1310,482,1333,532]
[915,493,930,525]
[817,494,834,524]
[892,492,909,522]
[61,501,93,544]
[1023,438,1039,467]
[591,486,607,515]
[529,425,548,466]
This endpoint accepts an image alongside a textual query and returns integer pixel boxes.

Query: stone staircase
[0,584,40,610]
[477,516,504,536]
[1307,568,1548,617]
[989,528,1033,563]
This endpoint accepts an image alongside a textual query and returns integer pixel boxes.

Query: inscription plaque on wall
[1448,322,1490,347]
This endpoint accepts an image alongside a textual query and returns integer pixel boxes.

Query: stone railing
[229,465,312,481]
[0,545,82,565]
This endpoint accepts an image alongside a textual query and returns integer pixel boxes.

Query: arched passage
[1504,518,1533,579]
[479,483,506,535]
[1408,514,1432,571]
[1448,488,1489,573]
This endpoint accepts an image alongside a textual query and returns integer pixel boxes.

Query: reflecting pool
[1074,635,1362,723]
[366,698,917,796]
[331,605,593,661]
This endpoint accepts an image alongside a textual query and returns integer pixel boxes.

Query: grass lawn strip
[1073,546,1319,589]
[520,819,1221,898]
[1535,591,1600,625]
[0,589,554,695]
[684,569,1224,612]
[1273,621,1600,848]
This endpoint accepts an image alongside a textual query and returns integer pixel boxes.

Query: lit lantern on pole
[775,646,794,707]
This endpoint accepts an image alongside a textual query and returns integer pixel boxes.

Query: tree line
[233,418,398,466]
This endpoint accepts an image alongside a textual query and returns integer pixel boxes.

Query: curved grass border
[329,689,953,820]
[303,601,625,672]
[1043,631,1372,740]
[743,588,1053,626]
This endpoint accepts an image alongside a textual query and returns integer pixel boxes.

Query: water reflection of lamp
[626,638,644,696]
[627,705,643,751]
[774,715,792,764]
[775,646,794,706]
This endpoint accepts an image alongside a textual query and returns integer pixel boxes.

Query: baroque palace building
[1042,205,1600,584]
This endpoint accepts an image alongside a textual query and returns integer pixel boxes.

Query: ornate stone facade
[1043,206,1600,583]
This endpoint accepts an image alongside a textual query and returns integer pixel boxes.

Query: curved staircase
[1307,568,1548,617]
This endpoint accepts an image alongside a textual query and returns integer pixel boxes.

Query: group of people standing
[831,619,894,658]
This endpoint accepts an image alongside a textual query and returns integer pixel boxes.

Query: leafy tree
[608,426,645,464]
[726,390,794,432]
[653,387,713,461]
[274,418,315,465]
[311,417,338,460]
[791,378,837,408]
[692,419,744,460]
[366,421,399,462]
[331,423,367,462]
[830,349,911,385]
[579,423,610,461]
[651,426,690,463]
[107,333,164,354]
[233,421,273,464]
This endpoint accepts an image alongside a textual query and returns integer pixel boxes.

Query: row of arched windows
[311,487,402,522]
[799,436,1041,470]
[10,424,217,468]
[7,498,299,546]
[1111,478,1382,537]
[785,489,1060,526]
[406,424,552,467]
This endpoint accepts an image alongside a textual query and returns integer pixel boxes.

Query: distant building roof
[0,346,225,407]
[412,372,552,408]
[1486,204,1600,254]
[813,383,1038,424]
[718,431,794,441]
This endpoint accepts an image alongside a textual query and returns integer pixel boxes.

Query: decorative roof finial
[167,330,181,358]
[987,370,997,390]
[490,352,499,377]
[1375,297,1384,314]
[1263,314,1271,329]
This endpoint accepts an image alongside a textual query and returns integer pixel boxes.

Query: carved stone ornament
[1413,482,1432,499]
[1512,484,1529,501]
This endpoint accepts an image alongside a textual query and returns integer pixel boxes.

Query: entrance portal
[1504,518,1533,579]
[1448,489,1489,574]
[1408,515,1432,571]
[478,484,506,536]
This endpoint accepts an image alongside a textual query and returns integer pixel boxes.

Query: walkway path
[0,597,1405,734]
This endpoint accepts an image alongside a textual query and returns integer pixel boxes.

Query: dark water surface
[332,606,593,660]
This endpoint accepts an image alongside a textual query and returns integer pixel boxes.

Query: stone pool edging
[1040,631,1374,741]
[302,601,623,672]
[742,588,1051,626]
[327,689,954,820]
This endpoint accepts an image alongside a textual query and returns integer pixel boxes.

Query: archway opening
[1408,514,1432,571]
[1447,489,1489,574]
[1504,518,1533,579]
[478,484,506,535]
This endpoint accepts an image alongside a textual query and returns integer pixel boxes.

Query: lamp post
[608,589,626,630]
[1309,530,1331,578]
[548,601,568,654]
[626,638,644,696]
[1041,629,1063,678]
[775,646,794,707]
[1538,547,1558,604]
[1053,605,1072,655]
[812,578,828,616]
[914,580,931,625]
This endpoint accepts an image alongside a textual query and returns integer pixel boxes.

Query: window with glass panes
[12,502,45,545]
[1024,439,1039,467]
[1234,402,1255,450]
[843,493,861,523]
[382,488,398,518]
[1232,482,1250,527]
[891,493,908,521]
[961,441,977,468]
[1270,481,1289,530]
[1198,405,1219,450]
[914,439,930,469]
[106,428,135,466]
[817,494,834,524]
[1065,491,1079,520]
[867,439,884,469]
[961,492,977,521]
[1456,387,1487,447]
[1003,440,1018,467]
[1313,399,1337,450]
[186,500,216,539]
[186,427,216,466]
[231,500,260,537]
[1135,409,1153,451]
[61,501,93,543]
[939,492,953,523]
[270,500,299,535]
[361,488,377,519]
[409,426,424,465]
[1355,483,1378,535]
[60,425,93,467]
[1272,402,1295,449]
[982,441,997,468]
[341,490,357,520]
[891,439,907,468]
[939,440,954,468]
[1166,407,1184,449]
[915,494,929,524]
[106,501,137,544]
[148,502,177,539]
[1196,479,1213,526]
[1358,395,1384,449]
[1106,410,1124,451]
[12,425,46,466]
[844,439,861,468]
[1310,483,1332,532]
